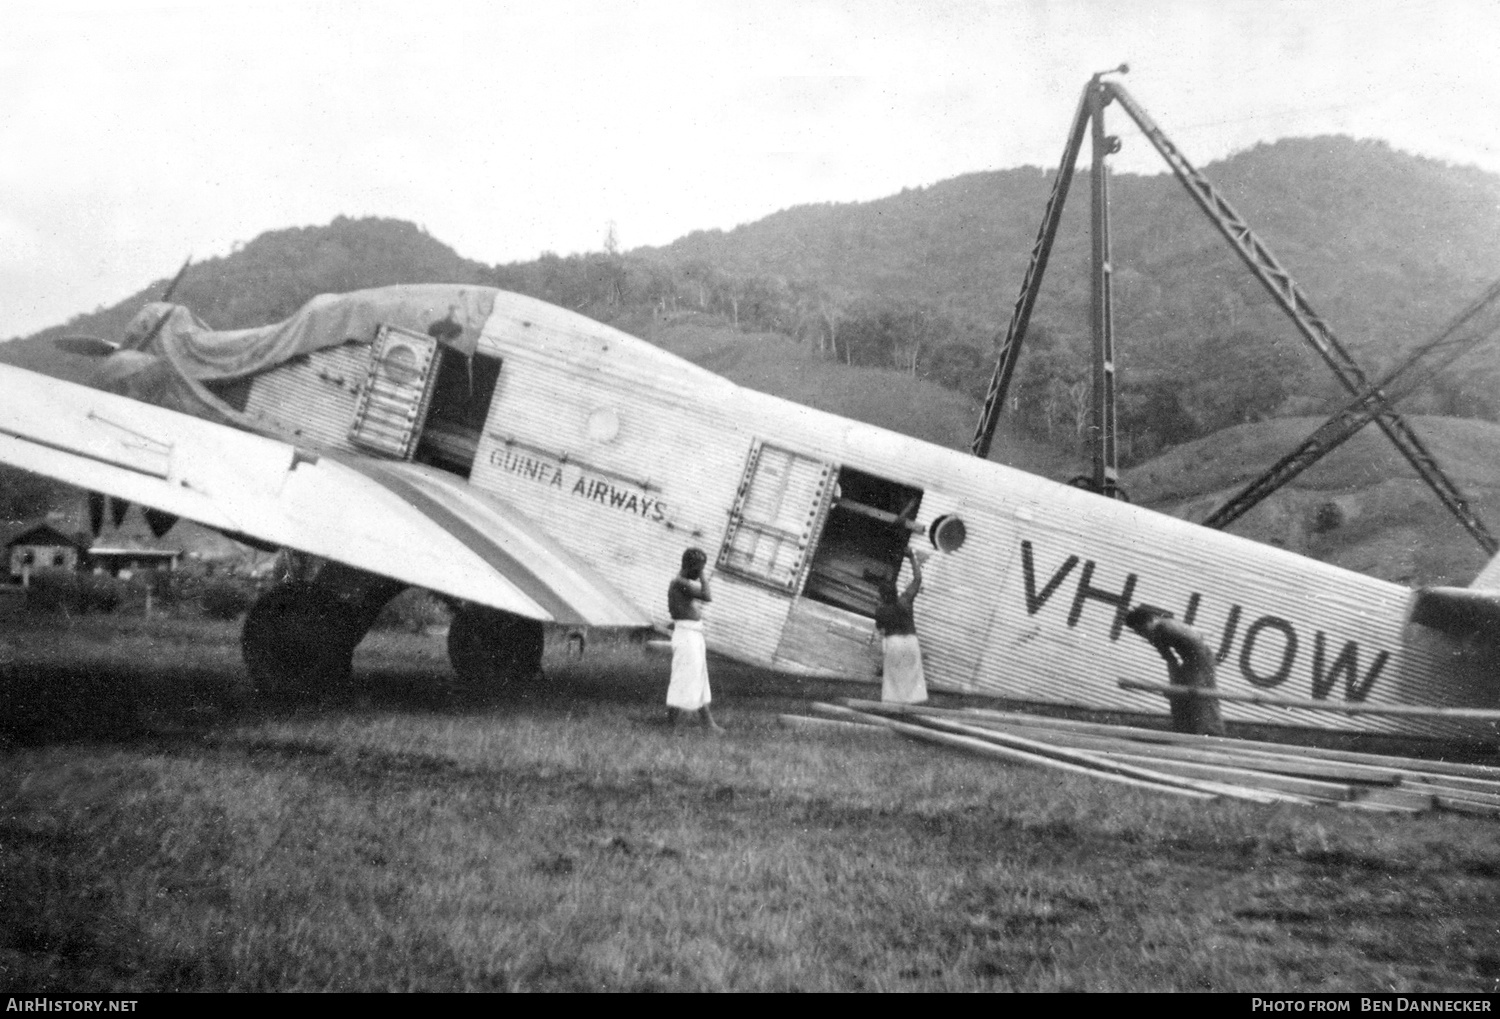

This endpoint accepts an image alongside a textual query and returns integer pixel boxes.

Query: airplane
[1,280,1498,743]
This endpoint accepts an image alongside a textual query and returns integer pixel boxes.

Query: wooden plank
[1398,775,1500,806]
[778,714,892,737]
[1089,750,1359,800]
[1119,677,1500,720]
[1343,786,1435,813]
[925,703,1500,782]
[834,703,1305,804]
[807,703,1217,800]
[938,723,1407,786]
[1409,771,1500,796]
[1434,794,1500,817]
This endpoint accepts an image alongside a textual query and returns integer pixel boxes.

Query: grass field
[2,614,1499,992]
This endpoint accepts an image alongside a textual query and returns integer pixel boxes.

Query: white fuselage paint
[453,293,1497,739]
[5,288,1493,740]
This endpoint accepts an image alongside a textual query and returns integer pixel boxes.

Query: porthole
[929,514,967,552]
[586,406,621,442]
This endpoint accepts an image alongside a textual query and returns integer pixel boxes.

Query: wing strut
[971,69,1496,553]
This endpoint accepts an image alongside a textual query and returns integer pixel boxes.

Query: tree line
[15,146,1500,475]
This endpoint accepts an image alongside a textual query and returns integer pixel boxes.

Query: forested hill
[10,136,1500,466]
[7,137,1500,584]
[646,136,1500,375]
[16,217,494,347]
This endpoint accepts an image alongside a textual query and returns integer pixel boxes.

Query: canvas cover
[121,284,499,380]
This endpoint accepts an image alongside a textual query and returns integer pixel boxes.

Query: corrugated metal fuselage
[242,291,1500,738]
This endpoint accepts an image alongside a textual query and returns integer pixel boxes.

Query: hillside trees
[831,298,964,374]
[0,465,66,521]
[1176,329,1294,433]
[1010,329,1086,443]
[921,342,991,402]
[16,132,1500,473]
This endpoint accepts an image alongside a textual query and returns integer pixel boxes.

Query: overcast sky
[2,0,1497,339]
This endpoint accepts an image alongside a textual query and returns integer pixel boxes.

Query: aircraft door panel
[349,325,440,459]
[773,597,882,677]
[717,441,836,594]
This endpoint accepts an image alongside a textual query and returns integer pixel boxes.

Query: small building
[85,546,182,578]
[2,521,87,584]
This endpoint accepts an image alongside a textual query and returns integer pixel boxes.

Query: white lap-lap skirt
[667,619,712,710]
[881,633,928,704]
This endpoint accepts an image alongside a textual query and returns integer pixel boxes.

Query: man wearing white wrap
[667,547,724,731]
[876,548,928,704]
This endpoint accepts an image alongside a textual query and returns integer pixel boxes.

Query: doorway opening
[414,348,502,478]
[802,466,923,618]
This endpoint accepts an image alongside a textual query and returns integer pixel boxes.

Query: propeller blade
[52,336,120,358]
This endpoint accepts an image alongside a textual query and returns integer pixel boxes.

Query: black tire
[241,583,357,700]
[446,606,546,700]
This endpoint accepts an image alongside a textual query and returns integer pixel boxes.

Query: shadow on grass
[2,615,1495,765]
[0,663,243,746]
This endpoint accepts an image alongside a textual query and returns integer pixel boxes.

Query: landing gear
[241,583,359,699]
[446,605,546,700]
[240,561,405,701]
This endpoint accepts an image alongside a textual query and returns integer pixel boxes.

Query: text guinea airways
[489,448,668,523]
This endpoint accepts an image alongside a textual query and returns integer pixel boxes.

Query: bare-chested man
[667,547,723,731]
[1124,605,1227,736]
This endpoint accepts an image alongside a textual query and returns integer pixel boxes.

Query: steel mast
[972,70,1495,553]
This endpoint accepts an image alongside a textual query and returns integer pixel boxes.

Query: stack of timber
[784,700,1500,815]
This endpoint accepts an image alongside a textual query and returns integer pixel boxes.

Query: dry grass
[1,616,1499,991]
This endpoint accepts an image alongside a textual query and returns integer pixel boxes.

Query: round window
[929,514,967,553]
[587,407,621,442]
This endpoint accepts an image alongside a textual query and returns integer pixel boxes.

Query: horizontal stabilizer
[1471,548,1500,590]
[1410,586,1500,638]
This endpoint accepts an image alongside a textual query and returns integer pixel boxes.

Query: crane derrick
[972,70,1497,554]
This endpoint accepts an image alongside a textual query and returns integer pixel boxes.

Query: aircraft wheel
[241,583,357,700]
[446,606,546,700]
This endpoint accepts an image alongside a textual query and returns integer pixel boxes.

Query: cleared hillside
[642,316,1074,478]
[1126,415,1500,587]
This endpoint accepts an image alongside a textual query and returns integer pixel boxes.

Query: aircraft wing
[0,362,649,627]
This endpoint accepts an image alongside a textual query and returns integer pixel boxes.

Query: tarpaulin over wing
[121,284,499,380]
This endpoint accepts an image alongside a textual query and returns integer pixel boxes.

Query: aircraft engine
[446,605,546,699]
